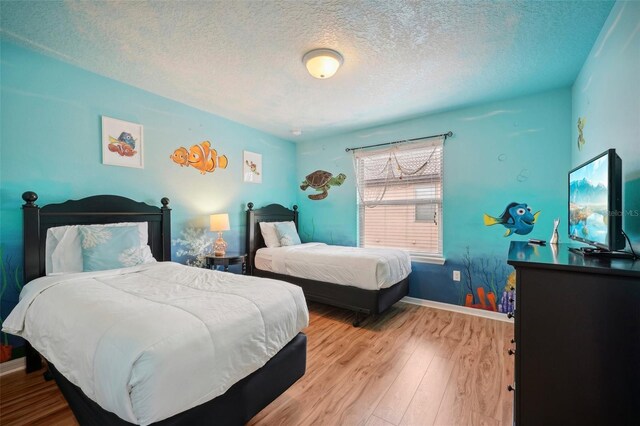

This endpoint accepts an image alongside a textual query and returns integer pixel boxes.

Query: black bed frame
[21,191,306,425]
[246,202,409,326]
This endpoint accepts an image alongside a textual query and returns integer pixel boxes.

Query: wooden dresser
[507,241,640,426]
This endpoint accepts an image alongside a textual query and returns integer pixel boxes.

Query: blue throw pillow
[80,225,141,271]
[274,222,301,246]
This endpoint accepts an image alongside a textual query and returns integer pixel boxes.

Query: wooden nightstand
[204,253,247,274]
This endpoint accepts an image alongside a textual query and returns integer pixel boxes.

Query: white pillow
[259,221,299,248]
[45,222,149,275]
[274,222,301,246]
[45,227,65,275]
[259,222,281,248]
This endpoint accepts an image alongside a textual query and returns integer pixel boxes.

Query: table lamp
[210,213,230,256]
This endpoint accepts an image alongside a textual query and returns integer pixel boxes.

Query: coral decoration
[464,287,498,311]
[498,289,516,314]
[0,345,11,363]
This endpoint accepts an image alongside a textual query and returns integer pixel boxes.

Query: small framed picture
[102,116,144,168]
[243,151,262,183]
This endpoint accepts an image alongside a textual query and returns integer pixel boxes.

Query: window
[354,138,443,262]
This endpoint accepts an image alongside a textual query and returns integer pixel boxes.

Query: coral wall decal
[457,247,515,313]
[1,246,23,362]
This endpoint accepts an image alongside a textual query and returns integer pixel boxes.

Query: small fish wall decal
[484,202,540,237]
[577,117,586,151]
[170,141,228,175]
[108,132,137,157]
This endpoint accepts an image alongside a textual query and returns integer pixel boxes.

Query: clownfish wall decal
[484,202,540,237]
[170,141,228,175]
[108,132,137,157]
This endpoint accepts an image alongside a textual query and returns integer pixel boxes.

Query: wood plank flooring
[0,302,514,425]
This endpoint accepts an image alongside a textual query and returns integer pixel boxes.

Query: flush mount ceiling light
[303,48,344,79]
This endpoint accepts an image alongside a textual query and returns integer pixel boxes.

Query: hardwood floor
[0,302,514,426]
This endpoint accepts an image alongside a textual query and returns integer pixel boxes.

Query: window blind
[355,138,443,257]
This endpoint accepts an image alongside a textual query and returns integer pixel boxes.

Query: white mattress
[2,262,308,425]
[255,243,411,290]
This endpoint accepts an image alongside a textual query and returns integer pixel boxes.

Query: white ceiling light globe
[303,49,344,79]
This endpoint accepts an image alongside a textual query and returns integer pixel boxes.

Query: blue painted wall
[2,0,636,359]
[571,0,640,248]
[0,39,297,354]
[296,88,572,310]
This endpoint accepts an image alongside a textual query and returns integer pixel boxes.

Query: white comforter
[256,243,411,290]
[2,262,308,425]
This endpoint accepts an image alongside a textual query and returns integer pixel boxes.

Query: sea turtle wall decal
[300,170,346,200]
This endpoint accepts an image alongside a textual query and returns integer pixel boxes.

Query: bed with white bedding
[8,192,309,426]
[255,243,411,290]
[246,203,411,326]
[4,262,308,425]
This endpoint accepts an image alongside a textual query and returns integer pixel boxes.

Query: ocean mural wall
[0,39,297,360]
[571,0,640,248]
[295,88,572,310]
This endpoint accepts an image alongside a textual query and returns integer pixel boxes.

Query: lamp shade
[303,48,343,79]
[210,213,230,232]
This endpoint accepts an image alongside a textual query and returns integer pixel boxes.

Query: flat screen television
[568,149,624,251]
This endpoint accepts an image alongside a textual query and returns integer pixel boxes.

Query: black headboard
[22,191,171,284]
[246,202,298,275]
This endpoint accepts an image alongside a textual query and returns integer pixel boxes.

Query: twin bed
[246,202,411,326]
[5,192,308,426]
[5,193,411,425]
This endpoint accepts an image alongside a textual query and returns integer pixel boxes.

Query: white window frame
[355,138,445,264]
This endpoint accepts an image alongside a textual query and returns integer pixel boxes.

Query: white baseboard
[402,296,514,323]
[0,357,25,376]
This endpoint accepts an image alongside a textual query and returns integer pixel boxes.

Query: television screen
[568,149,623,251]
[569,154,609,245]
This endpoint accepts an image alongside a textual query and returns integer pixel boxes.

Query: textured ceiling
[1,0,614,142]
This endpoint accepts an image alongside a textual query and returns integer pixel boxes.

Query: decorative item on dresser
[205,253,247,274]
[507,241,640,425]
[15,191,307,425]
[549,217,560,244]
[246,202,410,326]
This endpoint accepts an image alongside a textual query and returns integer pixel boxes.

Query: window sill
[410,254,446,265]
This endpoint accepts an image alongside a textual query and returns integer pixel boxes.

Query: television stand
[568,246,636,259]
[508,241,640,425]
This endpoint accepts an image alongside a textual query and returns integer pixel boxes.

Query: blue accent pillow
[274,222,301,246]
[80,225,141,271]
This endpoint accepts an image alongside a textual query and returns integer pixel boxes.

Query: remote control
[528,239,546,245]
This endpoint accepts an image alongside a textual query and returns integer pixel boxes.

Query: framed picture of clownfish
[101,116,144,169]
[243,150,262,183]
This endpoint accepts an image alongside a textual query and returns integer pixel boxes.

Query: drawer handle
[508,348,516,355]
[507,384,515,392]
[507,312,514,319]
